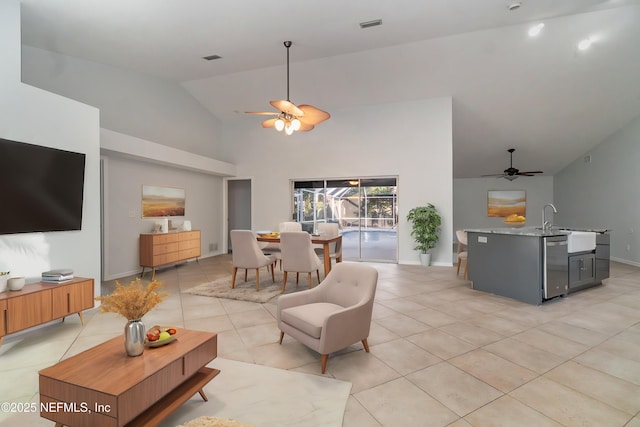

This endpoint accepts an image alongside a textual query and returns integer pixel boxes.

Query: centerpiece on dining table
[95,278,168,356]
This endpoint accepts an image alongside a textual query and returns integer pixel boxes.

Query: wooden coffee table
[39,329,218,427]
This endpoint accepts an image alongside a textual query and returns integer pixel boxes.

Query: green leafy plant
[406,204,442,253]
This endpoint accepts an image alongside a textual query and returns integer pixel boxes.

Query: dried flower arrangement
[95,278,168,320]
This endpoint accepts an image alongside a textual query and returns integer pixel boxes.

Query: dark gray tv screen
[0,138,86,234]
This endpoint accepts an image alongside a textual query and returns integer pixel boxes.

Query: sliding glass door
[292,177,397,262]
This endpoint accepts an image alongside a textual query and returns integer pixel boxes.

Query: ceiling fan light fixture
[284,122,295,135]
[291,118,301,131]
[275,118,285,131]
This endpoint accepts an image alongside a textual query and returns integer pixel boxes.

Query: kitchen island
[466,226,609,305]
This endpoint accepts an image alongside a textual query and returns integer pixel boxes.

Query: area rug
[159,358,352,427]
[183,269,320,303]
[177,416,253,427]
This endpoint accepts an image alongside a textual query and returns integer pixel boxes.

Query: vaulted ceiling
[20,0,640,178]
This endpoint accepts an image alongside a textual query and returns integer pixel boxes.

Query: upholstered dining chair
[456,230,468,279]
[279,231,323,292]
[230,230,277,291]
[277,262,378,374]
[314,222,342,265]
[261,221,304,269]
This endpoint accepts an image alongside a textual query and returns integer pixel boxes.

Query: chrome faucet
[542,203,557,231]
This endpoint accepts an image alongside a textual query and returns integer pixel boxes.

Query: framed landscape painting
[487,190,526,217]
[142,185,185,218]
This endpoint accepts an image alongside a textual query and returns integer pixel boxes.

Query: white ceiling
[20,0,640,178]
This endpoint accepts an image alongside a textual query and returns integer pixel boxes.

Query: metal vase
[124,319,145,356]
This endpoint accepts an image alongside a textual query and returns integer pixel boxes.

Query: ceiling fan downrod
[284,41,292,102]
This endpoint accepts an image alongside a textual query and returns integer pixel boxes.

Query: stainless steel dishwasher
[543,235,568,299]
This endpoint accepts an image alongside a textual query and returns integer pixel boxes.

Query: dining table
[256,233,342,277]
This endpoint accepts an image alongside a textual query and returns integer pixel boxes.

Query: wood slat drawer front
[154,242,180,254]
[117,357,185,425]
[153,252,182,266]
[152,233,180,244]
[183,335,218,377]
[0,299,6,337]
[178,239,200,250]
[180,247,201,259]
[7,290,52,333]
[179,231,200,241]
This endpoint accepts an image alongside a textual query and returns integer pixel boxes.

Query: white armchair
[277,262,378,374]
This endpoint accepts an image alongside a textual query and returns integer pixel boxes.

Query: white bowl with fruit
[145,326,178,347]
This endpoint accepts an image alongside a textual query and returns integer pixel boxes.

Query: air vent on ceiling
[203,54,222,61]
[360,19,382,29]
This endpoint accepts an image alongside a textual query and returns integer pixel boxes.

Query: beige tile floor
[2,254,640,426]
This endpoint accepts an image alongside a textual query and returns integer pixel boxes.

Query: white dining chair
[279,231,323,293]
[230,230,277,291]
[456,230,468,280]
[314,223,342,265]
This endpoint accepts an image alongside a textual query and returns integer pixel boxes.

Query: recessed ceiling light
[528,23,544,37]
[203,54,222,61]
[577,37,594,51]
[359,19,382,29]
[508,2,522,11]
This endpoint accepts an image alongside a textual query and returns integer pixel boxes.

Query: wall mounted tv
[0,137,86,235]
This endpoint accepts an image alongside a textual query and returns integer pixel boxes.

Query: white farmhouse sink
[567,231,596,253]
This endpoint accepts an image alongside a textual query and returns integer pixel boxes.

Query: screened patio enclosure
[292,177,398,262]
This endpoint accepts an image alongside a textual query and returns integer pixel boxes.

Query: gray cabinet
[595,232,610,283]
[569,253,595,290]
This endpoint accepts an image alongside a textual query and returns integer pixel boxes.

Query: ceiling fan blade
[297,122,315,132]
[481,173,507,177]
[261,118,278,128]
[270,100,303,117]
[297,104,330,125]
[245,111,280,116]
[246,111,279,116]
[517,171,544,175]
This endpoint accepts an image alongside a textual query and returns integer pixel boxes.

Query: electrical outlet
[478,236,487,243]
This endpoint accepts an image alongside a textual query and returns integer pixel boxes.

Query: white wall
[454,176,554,233]
[219,97,454,266]
[101,153,226,280]
[22,46,222,159]
[555,115,640,266]
[0,0,101,288]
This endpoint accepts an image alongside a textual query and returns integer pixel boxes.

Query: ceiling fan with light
[246,41,330,135]
[482,148,543,181]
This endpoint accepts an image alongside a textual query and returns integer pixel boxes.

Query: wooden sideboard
[0,277,94,346]
[139,230,201,279]
[39,329,218,427]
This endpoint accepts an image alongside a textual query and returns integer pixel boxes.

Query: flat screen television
[0,137,86,235]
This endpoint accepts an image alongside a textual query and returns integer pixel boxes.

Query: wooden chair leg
[231,267,238,289]
[362,338,370,352]
[316,270,320,283]
[457,257,461,275]
[321,354,328,374]
[464,262,468,280]
[244,269,248,282]
[281,271,288,293]
[255,268,260,291]
[279,331,284,344]
[296,272,299,284]
[307,272,312,288]
[271,263,275,282]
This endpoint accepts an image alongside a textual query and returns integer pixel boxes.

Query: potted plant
[407,203,442,266]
